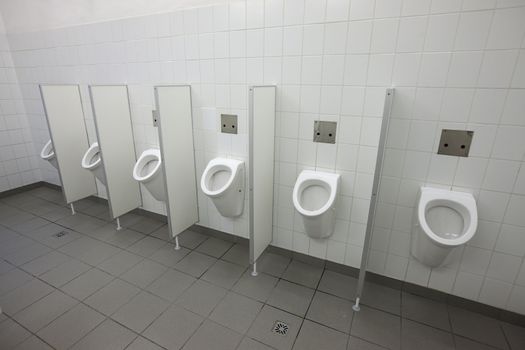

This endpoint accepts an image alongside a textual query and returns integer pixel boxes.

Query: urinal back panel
[90,85,142,219]
[155,85,198,237]
[40,85,97,203]
[249,86,276,264]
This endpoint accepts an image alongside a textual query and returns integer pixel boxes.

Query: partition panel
[90,85,141,219]
[40,85,97,204]
[155,85,198,237]
[249,86,277,264]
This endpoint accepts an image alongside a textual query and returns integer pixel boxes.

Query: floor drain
[53,231,69,238]
[272,321,289,336]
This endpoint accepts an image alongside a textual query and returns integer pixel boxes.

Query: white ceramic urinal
[40,140,58,169]
[81,142,106,185]
[133,149,166,202]
[411,187,478,267]
[201,158,245,217]
[293,170,340,239]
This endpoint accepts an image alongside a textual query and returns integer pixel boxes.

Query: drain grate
[272,321,289,336]
[53,230,69,238]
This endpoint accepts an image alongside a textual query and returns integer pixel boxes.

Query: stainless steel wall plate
[221,114,238,134]
[313,121,337,144]
[437,129,473,157]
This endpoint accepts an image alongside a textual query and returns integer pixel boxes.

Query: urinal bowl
[81,142,106,186]
[40,140,58,169]
[133,149,166,202]
[293,171,340,239]
[411,187,478,267]
[201,158,245,217]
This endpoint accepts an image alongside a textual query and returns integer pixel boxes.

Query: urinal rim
[133,149,162,182]
[81,142,102,170]
[40,140,55,160]
[293,171,340,217]
[417,187,478,247]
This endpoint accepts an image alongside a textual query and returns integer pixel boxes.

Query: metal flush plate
[313,121,337,144]
[152,110,159,127]
[221,114,238,134]
[437,129,473,157]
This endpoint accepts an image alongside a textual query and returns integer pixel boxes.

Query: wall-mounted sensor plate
[313,121,337,144]
[221,114,238,134]
[152,110,159,127]
[438,129,473,157]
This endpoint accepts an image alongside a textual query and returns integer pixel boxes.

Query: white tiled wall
[4,0,525,314]
[0,24,40,192]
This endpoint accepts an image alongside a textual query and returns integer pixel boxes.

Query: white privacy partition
[40,85,97,205]
[90,85,142,220]
[155,85,198,238]
[249,86,276,274]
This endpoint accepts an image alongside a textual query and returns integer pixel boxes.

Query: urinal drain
[53,230,69,238]
[272,321,289,336]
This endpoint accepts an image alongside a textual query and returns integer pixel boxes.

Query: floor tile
[143,305,203,350]
[257,251,291,277]
[58,236,120,265]
[202,259,246,289]
[61,268,114,300]
[30,224,82,249]
[501,323,525,350]
[351,305,401,350]
[175,279,228,317]
[84,279,140,315]
[0,259,14,275]
[37,303,105,350]
[237,337,274,350]
[221,243,250,267]
[126,336,165,350]
[55,213,94,229]
[13,290,78,332]
[176,230,208,249]
[233,271,279,302]
[282,259,324,289]
[97,249,144,276]
[362,281,401,315]
[39,259,91,287]
[0,268,33,296]
[318,270,358,301]
[149,224,171,241]
[20,250,71,276]
[449,306,509,349]
[175,251,217,277]
[347,336,387,349]
[293,319,348,350]
[127,236,166,257]
[3,242,52,266]
[70,319,136,350]
[195,237,233,258]
[111,291,169,332]
[267,280,315,317]
[401,292,450,331]
[209,292,263,334]
[102,227,145,248]
[454,335,501,350]
[0,318,32,349]
[401,319,454,350]
[13,335,54,350]
[306,291,354,333]
[128,217,165,234]
[146,268,196,302]
[247,305,303,350]
[149,243,190,267]
[120,259,167,288]
[182,320,242,350]
[0,278,54,315]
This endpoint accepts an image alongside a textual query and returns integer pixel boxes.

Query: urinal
[201,158,245,217]
[411,187,478,267]
[293,170,340,239]
[81,142,106,185]
[133,148,166,202]
[40,140,58,169]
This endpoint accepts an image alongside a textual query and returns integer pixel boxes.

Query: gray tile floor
[1,186,524,350]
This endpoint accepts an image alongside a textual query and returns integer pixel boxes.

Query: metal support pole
[251,262,258,277]
[353,88,394,312]
[174,236,181,250]
[116,217,122,230]
[70,203,76,215]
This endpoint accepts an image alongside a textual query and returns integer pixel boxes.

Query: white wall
[3,0,525,315]
[0,16,40,191]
